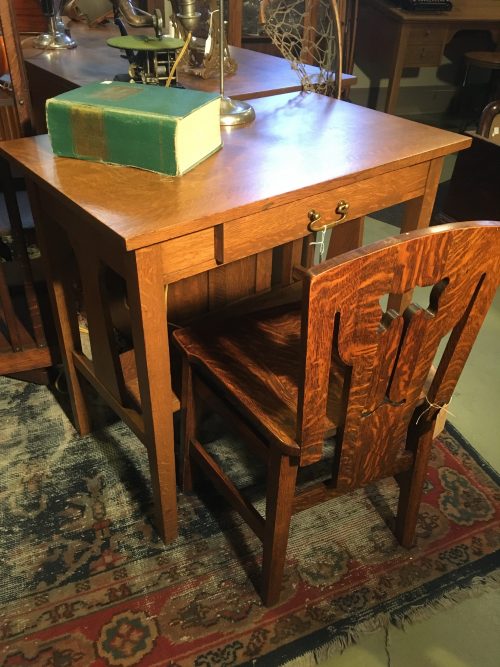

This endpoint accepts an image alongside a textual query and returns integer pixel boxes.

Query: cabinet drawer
[404,43,443,67]
[223,162,429,264]
[407,26,447,45]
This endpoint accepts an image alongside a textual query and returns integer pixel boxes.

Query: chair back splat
[299,222,498,479]
[174,221,500,606]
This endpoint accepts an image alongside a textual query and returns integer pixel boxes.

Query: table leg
[385,24,410,115]
[27,182,91,435]
[126,245,178,543]
[400,158,443,234]
[326,217,365,260]
[388,157,444,312]
[73,240,128,403]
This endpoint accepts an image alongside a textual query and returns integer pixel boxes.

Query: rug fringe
[279,572,500,667]
[391,571,500,630]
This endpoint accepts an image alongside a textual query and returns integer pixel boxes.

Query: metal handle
[307,200,350,232]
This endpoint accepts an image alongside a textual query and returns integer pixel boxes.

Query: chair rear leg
[395,427,434,548]
[261,450,299,606]
[180,355,195,493]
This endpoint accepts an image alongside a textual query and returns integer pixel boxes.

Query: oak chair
[174,221,500,606]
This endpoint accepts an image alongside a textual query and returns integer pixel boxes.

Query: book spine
[47,99,180,176]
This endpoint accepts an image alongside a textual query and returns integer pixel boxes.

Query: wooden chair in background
[478,99,500,141]
[174,221,500,606]
[463,50,500,106]
[0,0,54,381]
[440,100,500,223]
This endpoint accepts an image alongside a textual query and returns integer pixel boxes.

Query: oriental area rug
[1,376,499,667]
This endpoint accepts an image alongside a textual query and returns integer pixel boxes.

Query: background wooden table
[0,92,470,542]
[22,20,356,134]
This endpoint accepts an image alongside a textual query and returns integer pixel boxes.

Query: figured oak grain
[175,221,500,605]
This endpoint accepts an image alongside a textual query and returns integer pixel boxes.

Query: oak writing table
[22,20,356,134]
[0,92,470,541]
[356,0,500,115]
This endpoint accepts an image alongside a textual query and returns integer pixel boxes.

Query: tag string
[415,395,455,426]
[310,226,327,262]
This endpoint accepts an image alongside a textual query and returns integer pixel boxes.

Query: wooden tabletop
[22,20,356,101]
[366,0,500,24]
[0,92,470,251]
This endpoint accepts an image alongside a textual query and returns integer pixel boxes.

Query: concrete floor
[312,211,500,667]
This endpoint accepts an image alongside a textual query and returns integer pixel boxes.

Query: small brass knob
[335,200,349,221]
[308,209,321,224]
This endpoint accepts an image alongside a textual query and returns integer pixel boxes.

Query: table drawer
[161,227,217,281]
[222,162,429,264]
[404,43,443,67]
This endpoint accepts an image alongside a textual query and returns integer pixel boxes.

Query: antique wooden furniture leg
[326,217,364,259]
[401,158,443,234]
[32,202,179,541]
[126,246,178,542]
[261,451,298,606]
[26,183,91,432]
[394,424,435,547]
[387,157,443,312]
[385,23,411,115]
[180,354,196,493]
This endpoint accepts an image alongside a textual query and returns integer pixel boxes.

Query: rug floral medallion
[0,376,499,666]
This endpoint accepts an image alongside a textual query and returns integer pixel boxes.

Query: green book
[46,81,222,176]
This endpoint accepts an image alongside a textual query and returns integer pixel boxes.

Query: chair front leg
[261,449,299,606]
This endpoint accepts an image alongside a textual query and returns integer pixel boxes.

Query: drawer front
[404,43,443,67]
[223,162,429,264]
[407,26,447,45]
[161,227,216,281]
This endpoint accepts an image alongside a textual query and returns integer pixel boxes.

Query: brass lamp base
[220,96,256,127]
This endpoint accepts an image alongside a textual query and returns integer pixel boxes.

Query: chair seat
[174,302,345,450]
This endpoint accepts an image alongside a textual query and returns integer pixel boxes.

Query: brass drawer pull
[307,200,350,232]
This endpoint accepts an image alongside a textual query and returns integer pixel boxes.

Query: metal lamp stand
[33,1,76,50]
[218,1,255,126]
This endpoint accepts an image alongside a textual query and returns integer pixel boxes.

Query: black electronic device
[391,0,453,11]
